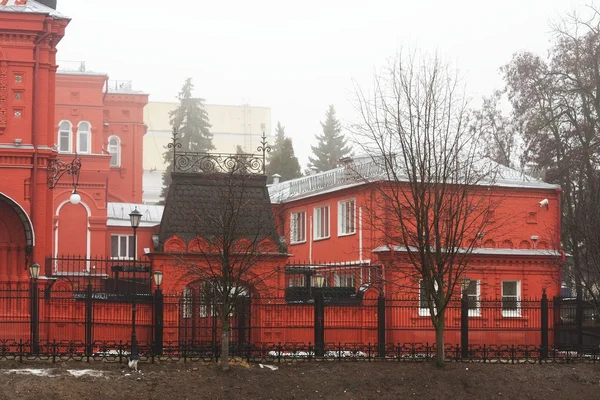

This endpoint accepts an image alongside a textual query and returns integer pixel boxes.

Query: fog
[56,0,588,166]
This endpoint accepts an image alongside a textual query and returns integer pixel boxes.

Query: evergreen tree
[308,105,351,172]
[160,78,214,201]
[265,122,301,183]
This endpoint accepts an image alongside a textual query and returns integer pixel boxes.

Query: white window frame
[57,120,73,153]
[502,280,521,317]
[338,199,356,236]
[313,205,330,240]
[290,211,306,244]
[466,280,481,317]
[419,279,439,316]
[108,135,121,167]
[110,234,135,260]
[77,121,91,154]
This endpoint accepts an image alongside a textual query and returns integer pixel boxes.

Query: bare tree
[471,90,518,168]
[165,155,284,371]
[351,51,499,366]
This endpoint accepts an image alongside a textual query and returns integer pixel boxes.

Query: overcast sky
[56,0,589,167]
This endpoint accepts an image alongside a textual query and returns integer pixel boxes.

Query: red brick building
[53,69,149,260]
[268,160,563,299]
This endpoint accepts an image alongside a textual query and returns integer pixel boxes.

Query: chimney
[37,0,57,9]
[271,173,281,185]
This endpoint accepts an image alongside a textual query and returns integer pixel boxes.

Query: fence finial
[257,125,271,174]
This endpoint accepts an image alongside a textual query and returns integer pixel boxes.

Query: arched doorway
[0,193,34,285]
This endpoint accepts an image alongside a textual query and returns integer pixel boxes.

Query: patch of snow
[5,369,53,377]
[67,369,105,377]
[258,363,278,370]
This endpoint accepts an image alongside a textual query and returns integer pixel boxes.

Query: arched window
[108,135,121,167]
[77,121,91,153]
[57,120,72,153]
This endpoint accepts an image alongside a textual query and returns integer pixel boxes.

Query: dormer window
[77,121,91,153]
[58,120,72,153]
[108,135,121,167]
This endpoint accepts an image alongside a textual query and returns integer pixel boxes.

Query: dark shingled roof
[158,172,282,251]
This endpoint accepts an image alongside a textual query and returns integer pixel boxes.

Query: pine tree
[265,122,301,183]
[308,105,351,172]
[160,78,214,201]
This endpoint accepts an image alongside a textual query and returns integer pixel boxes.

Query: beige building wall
[143,101,272,203]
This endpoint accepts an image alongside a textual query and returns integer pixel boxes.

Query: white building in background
[143,101,272,204]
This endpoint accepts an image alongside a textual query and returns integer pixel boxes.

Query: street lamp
[129,207,142,362]
[153,270,163,288]
[460,275,471,360]
[29,263,40,355]
[153,270,164,356]
[461,276,471,294]
[47,155,82,205]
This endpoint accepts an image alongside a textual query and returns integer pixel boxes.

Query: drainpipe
[309,216,313,264]
[30,18,53,266]
[358,206,363,263]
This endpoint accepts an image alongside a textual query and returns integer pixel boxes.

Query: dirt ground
[0,360,597,400]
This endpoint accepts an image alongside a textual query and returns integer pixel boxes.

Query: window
[58,120,72,153]
[465,280,481,317]
[338,199,356,236]
[290,211,306,244]
[77,121,91,153]
[314,206,330,240]
[502,281,521,317]
[110,235,135,259]
[333,274,355,288]
[108,135,121,167]
[288,276,305,287]
[182,287,192,319]
[419,280,438,316]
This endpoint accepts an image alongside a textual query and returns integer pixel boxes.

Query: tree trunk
[221,317,230,372]
[434,312,445,367]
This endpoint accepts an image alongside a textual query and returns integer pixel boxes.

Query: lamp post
[153,270,164,356]
[29,263,40,355]
[460,276,471,359]
[129,207,142,362]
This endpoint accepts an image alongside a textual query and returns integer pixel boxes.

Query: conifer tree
[308,105,351,172]
[160,78,214,201]
[265,122,301,183]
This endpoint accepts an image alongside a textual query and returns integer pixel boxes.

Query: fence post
[30,280,39,355]
[540,289,548,360]
[237,296,248,356]
[377,294,386,358]
[85,282,93,359]
[461,289,469,359]
[576,291,584,352]
[154,286,164,356]
[314,291,325,357]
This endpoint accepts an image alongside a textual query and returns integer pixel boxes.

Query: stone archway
[0,193,34,284]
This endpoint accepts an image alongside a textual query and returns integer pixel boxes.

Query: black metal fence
[0,285,599,363]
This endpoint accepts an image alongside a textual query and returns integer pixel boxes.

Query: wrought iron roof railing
[169,129,271,174]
